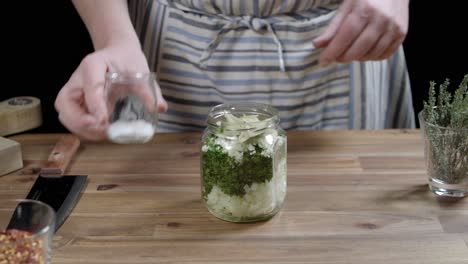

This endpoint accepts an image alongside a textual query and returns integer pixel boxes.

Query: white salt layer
[107,120,155,144]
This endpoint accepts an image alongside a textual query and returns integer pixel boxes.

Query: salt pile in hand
[106,120,155,144]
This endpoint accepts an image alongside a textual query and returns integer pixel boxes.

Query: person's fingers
[374,22,406,60]
[58,111,106,141]
[80,55,109,127]
[336,14,387,63]
[318,11,369,67]
[128,76,168,113]
[127,79,156,113]
[375,38,403,61]
[359,27,394,61]
[55,87,106,140]
[313,1,352,48]
[361,20,404,61]
[154,81,168,113]
[336,24,382,63]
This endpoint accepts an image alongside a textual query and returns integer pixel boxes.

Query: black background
[1,1,467,133]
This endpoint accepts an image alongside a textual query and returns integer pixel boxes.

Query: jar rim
[1,199,55,241]
[105,72,156,83]
[207,102,280,131]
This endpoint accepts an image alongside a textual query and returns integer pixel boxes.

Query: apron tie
[200,16,286,72]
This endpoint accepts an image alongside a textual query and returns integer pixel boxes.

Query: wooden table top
[2,130,468,263]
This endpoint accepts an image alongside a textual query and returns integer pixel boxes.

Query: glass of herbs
[0,199,56,263]
[419,74,468,198]
[201,103,287,222]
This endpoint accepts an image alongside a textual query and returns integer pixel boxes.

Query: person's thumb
[154,82,168,113]
[81,56,109,127]
[127,73,168,113]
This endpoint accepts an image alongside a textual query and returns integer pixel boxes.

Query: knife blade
[8,135,88,232]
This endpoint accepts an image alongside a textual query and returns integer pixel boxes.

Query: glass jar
[1,199,56,264]
[104,72,159,144]
[419,111,468,197]
[201,103,287,222]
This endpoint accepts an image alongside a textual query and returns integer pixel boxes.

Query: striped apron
[129,0,415,132]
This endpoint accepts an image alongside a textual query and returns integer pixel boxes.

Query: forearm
[72,0,140,50]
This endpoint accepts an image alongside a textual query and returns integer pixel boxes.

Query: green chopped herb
[202,135,273,197]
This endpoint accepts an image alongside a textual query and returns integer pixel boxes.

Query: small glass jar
[104,72,158,144]
[1,199,56,264]
[201,102,287,222]
[419,111,468,197]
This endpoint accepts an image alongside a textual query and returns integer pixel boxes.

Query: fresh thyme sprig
[421,74,467,184]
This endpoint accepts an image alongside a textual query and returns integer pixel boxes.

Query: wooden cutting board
[5,130,467,264]
[0,96,42,175]
[0,137,23,176]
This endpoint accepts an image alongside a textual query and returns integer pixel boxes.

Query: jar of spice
[201,102,287,222]
[104,72,159,144]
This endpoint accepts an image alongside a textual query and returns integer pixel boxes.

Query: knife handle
[40,135,80,176]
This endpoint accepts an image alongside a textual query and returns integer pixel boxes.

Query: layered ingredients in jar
[201,113,287,222]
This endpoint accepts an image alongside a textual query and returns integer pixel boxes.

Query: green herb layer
[202,137,273,198]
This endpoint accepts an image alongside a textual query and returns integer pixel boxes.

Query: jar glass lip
[207,102,280,131]
[105,72,156,84]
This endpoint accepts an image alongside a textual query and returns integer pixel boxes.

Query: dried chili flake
[0,229,44,264]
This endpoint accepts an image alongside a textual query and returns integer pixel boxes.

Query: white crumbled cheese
[209,133,278,162]
[274,154,287,203]
[257,128,279,157]
[206,181,276,219]
[247,144,255,154]
[218,113,270,143]
[213,136,245,163]
[107,120,155,144]
[275,138,287,201]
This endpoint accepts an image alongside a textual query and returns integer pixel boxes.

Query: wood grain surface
[2,130,467,263]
